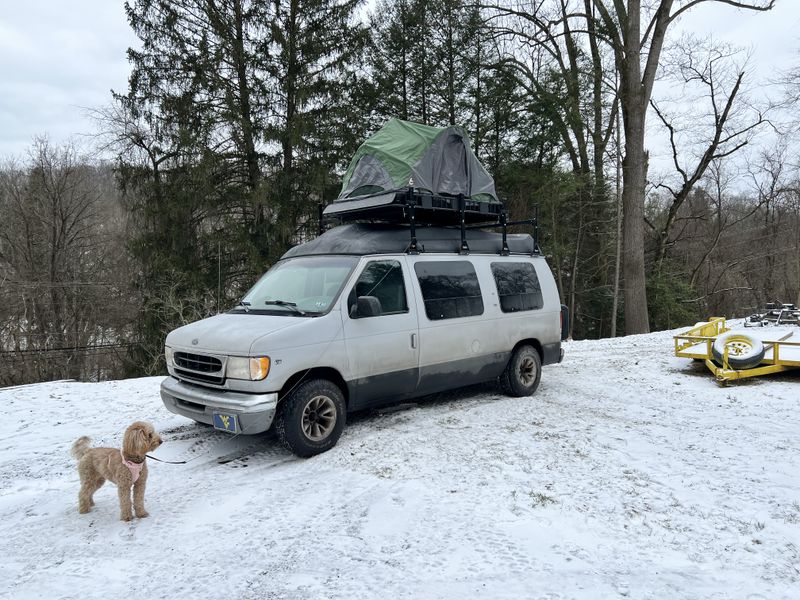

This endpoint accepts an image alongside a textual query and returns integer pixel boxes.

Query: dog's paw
[120,513,133,522]
[136,510,149,519]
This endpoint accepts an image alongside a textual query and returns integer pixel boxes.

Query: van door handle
[411,333,417,349]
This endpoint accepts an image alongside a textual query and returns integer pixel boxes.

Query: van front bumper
[160,377,278,434]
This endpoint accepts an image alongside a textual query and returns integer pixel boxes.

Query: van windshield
[236,256,358,315]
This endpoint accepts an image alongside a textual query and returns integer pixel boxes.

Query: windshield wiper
[238,300,251,313]
[264,300,306,315]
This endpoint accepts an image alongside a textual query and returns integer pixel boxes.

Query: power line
[1,280,130,288]
[0,343,133,356]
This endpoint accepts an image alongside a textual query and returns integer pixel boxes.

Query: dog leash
[146,429,249,465]
[145,454,187,464]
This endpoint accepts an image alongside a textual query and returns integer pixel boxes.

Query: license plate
[212,412,240,433]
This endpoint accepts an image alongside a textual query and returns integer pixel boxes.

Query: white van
[161,223,566,457]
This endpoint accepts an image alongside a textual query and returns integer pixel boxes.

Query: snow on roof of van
[281,224,537,258]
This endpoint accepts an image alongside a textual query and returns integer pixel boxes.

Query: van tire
[500,345,542,397]
[276,378,346,457]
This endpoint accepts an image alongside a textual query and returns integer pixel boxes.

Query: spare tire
[711,332,765,370]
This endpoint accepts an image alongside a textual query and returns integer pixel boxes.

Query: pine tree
[114,0,367,373]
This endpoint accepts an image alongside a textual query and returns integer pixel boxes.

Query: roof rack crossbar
[464,209,541,255]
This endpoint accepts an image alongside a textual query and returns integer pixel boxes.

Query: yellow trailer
[673,318,800,384]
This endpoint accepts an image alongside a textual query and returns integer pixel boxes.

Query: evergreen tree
[368,0,483,129]
[114,0,367,373]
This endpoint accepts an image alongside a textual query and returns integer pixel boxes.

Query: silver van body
[160,224,563,444]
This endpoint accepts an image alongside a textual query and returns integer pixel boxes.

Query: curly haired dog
[70,421,163,521]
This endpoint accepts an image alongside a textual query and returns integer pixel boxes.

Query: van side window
[414,261,484,320]
[491,262,543,312]
[352,260,408,316]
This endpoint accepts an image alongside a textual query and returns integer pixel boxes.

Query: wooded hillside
[3,0,797,386]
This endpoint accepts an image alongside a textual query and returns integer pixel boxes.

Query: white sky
[0,0,799,159]
[678,0,800,73]
[0,0,137,158]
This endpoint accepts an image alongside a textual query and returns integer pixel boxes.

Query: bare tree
[483,1,620,337]
[0,139,133,385]
[662,146,793,317]
[648,37,770,269]
[591,0,775,333]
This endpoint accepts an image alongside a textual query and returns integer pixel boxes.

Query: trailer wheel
[711,332,765,370]
[276,379,346,457]
[500,344,542,397]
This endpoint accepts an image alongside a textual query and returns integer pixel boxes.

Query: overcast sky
[0,0,136,158]
[1,1,799,160]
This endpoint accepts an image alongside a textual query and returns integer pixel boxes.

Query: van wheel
[500,345,542,397]
[276,378,346,457]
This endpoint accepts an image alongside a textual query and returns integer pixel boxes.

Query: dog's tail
[70,436,92,460]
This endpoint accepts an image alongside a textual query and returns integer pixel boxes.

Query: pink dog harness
[120,450,144,483]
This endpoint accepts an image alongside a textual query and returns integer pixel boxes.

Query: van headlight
[227,356,270,381]
[164,346,174,366]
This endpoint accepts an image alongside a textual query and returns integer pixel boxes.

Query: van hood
[165,313,322,355]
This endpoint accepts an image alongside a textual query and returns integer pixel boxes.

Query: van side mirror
[350,296,383,318]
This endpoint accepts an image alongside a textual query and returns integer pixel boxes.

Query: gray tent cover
[335,118,498,205]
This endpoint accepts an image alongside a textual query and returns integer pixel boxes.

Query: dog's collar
[120,449,144,483]
[122,452,145,464]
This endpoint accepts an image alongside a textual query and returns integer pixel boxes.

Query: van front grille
[174,352,222,372]
[174,368,225,385]
[173,351,225,385]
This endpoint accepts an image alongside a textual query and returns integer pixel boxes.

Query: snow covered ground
[1,327,799,599]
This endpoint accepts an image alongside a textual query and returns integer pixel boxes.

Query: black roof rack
[318,187,539,256]
[284,223,540,259]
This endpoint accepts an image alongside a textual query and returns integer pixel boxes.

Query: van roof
[282,223,537,258]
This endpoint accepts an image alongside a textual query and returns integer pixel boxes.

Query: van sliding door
[412,259,507,394]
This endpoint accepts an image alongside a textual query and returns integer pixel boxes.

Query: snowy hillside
[1,328,799,599]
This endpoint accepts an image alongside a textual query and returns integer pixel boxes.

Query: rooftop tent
[323,119,503,223]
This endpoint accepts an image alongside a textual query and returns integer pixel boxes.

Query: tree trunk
[446,5,456,125]
[401,3,409,120]
[611,84,623,337]
[283,0,299,173]
[473,40,482,155]
[232,0,259,190]
[617,0,651,334]
[621,108,650,333]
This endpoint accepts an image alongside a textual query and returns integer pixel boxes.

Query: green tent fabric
[337,118,498,203]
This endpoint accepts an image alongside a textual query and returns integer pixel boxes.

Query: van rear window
[491,262,543,312]
[414,261,484,320]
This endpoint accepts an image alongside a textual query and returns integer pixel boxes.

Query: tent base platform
[322,188,504,225]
